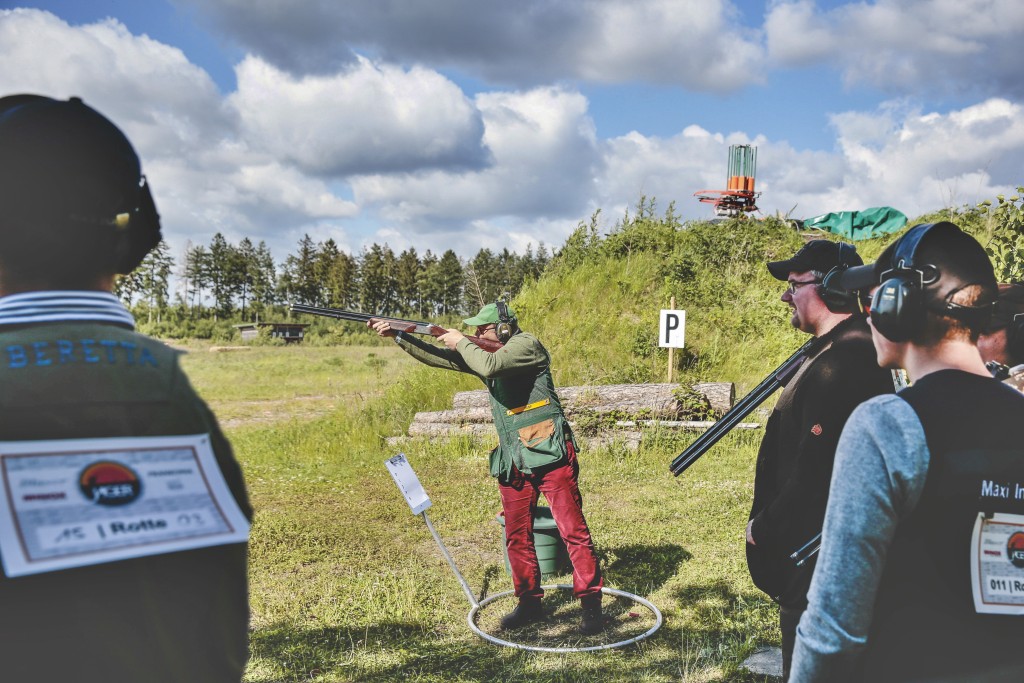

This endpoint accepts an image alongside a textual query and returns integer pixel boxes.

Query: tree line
[115,233,551,322]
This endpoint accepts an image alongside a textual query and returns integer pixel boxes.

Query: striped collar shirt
[0,291,136,330]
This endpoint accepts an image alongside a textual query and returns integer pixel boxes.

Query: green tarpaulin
[801,206,907,240]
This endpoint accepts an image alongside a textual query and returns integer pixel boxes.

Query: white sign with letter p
[659,310,686,348]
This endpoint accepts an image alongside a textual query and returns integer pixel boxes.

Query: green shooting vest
[396,330,572,480]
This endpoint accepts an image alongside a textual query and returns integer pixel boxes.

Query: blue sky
[3,1,1023,269]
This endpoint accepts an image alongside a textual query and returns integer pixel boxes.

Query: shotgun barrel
[669,336,825,476]
[290,303,426,326]
[289,303,504,353]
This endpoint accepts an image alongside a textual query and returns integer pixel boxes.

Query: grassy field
[180,341,780,683]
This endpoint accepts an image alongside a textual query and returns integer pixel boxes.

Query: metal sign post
[659,297,685,383]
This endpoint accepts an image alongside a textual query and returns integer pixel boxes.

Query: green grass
[181,341,780,682]
[177,342,414,427]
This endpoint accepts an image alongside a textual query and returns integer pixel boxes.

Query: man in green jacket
[371,302,604,633]
[0,94,252,682]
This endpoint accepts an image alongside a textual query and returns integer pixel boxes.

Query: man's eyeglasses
[786,280,821,294]
[476,324,497,334]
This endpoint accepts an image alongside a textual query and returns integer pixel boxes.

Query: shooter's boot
[500,598,544,630]
[579,595,603,635]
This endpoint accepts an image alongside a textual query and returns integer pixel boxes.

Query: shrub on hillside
[977,188,1024,282]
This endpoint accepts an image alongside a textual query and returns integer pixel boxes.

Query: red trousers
[498,442,603,601]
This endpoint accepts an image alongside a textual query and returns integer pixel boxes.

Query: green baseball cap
[463,302,516,326]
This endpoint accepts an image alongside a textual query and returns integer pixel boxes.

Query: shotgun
[669,335,827,476]
[289,303,504,353]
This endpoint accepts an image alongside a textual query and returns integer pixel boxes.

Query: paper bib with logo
[0,434,250,577]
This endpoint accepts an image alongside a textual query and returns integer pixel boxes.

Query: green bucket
[496,505,570,576]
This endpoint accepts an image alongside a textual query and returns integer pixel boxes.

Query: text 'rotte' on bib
[0,434,250,578]
[971,512,1024,616]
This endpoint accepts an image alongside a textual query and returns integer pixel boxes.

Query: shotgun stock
[289,303,504,353]
[669,335,826,476]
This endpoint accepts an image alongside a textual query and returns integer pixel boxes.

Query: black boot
[579,596,603,635]
[500,599,544,630]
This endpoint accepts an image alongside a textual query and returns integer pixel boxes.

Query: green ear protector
[494,300,517,343]
[818,242,860,313]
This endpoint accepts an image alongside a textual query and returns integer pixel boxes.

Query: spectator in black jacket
[747,240,895,681]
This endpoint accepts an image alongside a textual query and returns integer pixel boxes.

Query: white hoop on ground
[467,584,663,653]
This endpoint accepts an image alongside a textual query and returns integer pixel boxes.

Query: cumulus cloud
[766,0,1024,99]
[0,9,362,258]
[0,8,231,152]
[230,55,488,176]
[824,98,1024,215]
[351,86,601,227]
[178,0,766,92]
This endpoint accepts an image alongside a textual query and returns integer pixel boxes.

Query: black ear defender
[818,241,860,312]
[494,300,516,343]
[869,222,995,343]
[870,224,939,342]
[111,175,162,274]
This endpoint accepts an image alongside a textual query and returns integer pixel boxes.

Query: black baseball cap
[767,239,862,280]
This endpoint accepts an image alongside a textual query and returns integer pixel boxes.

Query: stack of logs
[399,382,759,450]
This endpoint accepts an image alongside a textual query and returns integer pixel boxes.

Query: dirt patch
[213,395,341,428]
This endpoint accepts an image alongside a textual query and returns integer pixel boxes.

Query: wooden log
[451,382,734,414]
[412,407,493,424]
[407,422,496,438]
[411,402,704,425]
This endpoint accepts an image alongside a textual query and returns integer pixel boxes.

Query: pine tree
[359,244,394,314]
[436,249,463,315]
[137,240,175,322]
[207,233,237,319]
[417,250,441,317]
[327,251,358,308]
[469,248,498,305]
[284,235,320,305]
[394,248,421,316]
[316,239,341,307]
[182,243,211,316]
[251,241,276,318]
[235,238,257,318]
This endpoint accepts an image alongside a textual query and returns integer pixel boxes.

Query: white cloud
[0,8,231,152]
[826,98,1024,214]
[229,55,488,176]
[180,0,766,92]
[766,0,1024,98]
[351,86,601,226]
[0,9,363,260]
[764,0,834,66]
